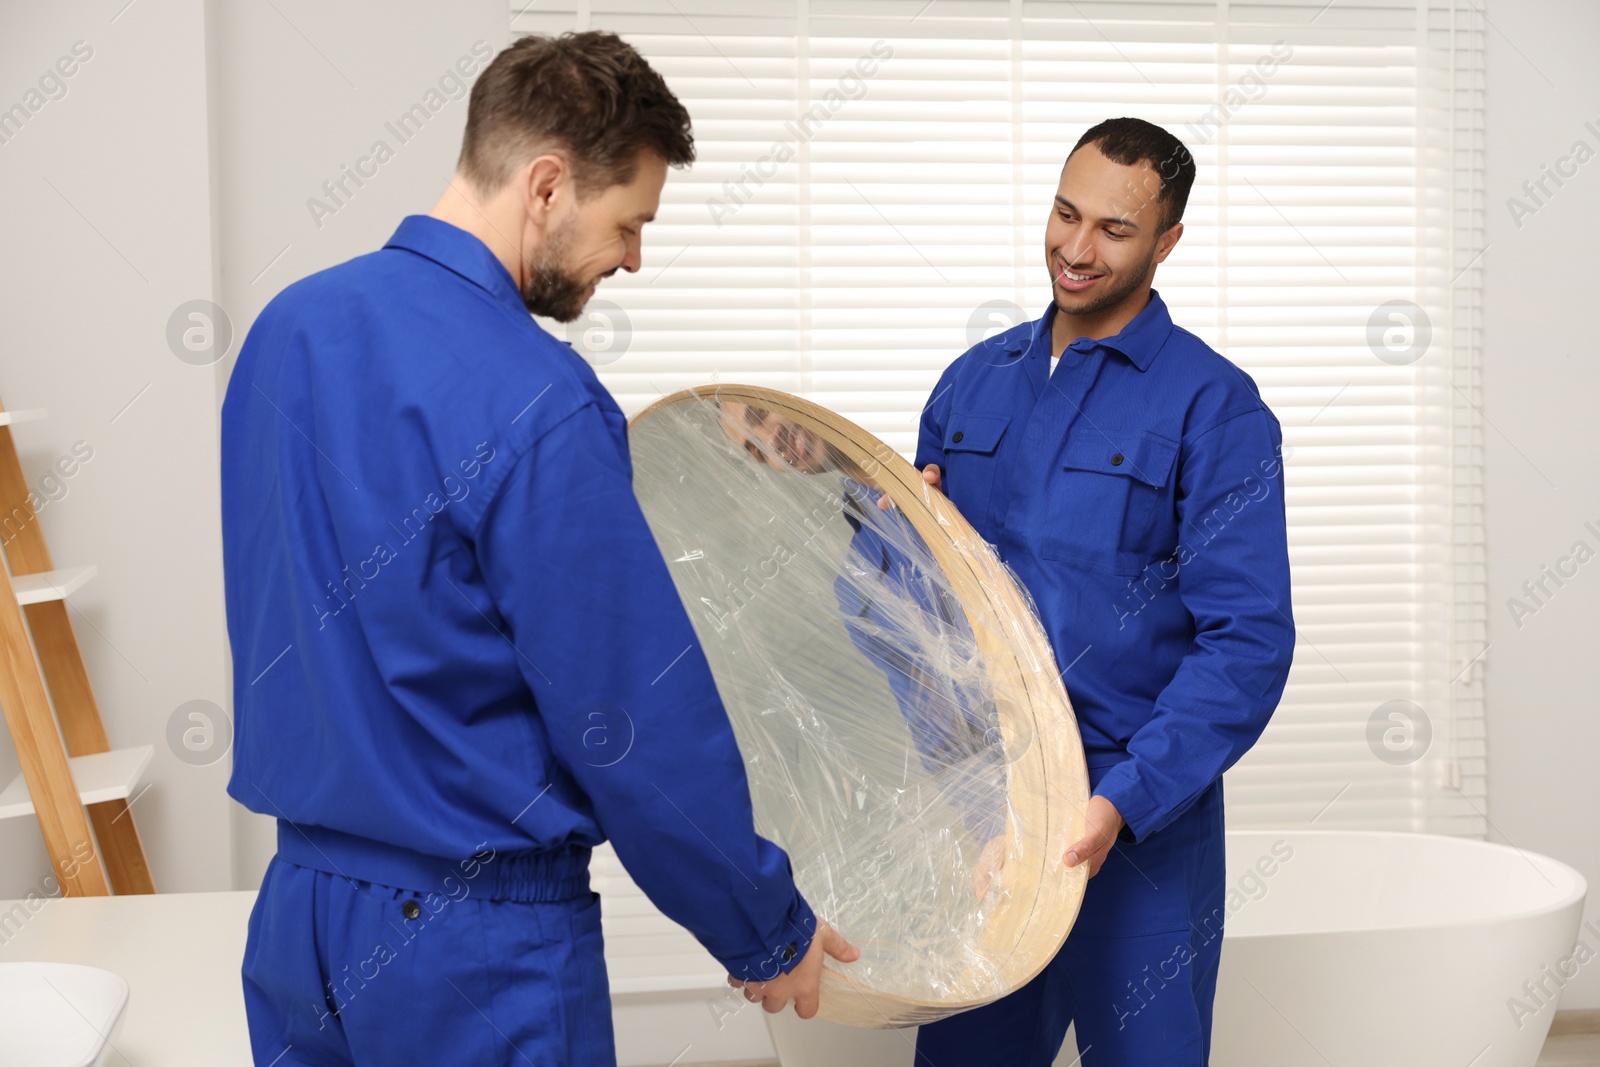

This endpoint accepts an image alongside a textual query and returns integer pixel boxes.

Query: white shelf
[12,564,97,605]
[0,745,153,821]
[0,409,46,426]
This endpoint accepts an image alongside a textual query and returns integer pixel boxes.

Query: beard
[521,218,595,323]
[1051,240,1159,319]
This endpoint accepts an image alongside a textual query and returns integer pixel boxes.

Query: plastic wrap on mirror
[628,385,1090,1028]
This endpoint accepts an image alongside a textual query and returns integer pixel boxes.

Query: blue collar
[1020,288,1175,372]
[383,215,526,316]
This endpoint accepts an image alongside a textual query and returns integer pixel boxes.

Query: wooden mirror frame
[629,384,1090,1028]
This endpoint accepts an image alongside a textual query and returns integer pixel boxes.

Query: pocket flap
[943,413,1012,454]
[1062,428,1177,487]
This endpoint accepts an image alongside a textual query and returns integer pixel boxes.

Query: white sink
[0,963,130,1067]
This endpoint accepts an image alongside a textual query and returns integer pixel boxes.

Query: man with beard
[221,32,854,1067]
[910,119,1295,1064]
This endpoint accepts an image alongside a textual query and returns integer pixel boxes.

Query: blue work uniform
[221,215,816,1067]
[912,292,1295,1066]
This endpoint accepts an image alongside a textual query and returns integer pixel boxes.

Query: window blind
[513,0,1488,840]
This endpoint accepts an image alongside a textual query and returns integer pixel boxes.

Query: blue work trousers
[242,822,613,1066]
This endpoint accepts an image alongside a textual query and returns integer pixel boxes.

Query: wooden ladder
[0,398,154,895]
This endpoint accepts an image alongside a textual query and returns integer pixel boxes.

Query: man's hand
[726,920,861,1019]
[1062,795,1125,879]
[878,463,943,509]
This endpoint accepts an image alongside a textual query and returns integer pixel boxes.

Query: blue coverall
[912,293,1295,1066]
[220,215,816,1066]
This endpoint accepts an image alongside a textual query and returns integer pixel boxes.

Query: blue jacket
[915,293,1295,842]
[221,215,815,981]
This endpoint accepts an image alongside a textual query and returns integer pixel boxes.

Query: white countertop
[0,890,257,1066]
[0,881,774,1067]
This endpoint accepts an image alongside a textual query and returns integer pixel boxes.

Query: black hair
[1070,117,1195,233]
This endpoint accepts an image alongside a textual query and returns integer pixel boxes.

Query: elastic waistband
[275,820,591,903]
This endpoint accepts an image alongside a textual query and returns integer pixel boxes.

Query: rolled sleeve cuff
[717,892,819,983]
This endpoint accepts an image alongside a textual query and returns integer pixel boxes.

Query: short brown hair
[458,32,695,196]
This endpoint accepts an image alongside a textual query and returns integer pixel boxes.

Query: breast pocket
[1040,428,1178,577]
[940,413,1012,528]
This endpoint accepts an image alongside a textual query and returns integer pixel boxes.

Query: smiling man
[222,33,854,1067]
[910,118,1295,1064]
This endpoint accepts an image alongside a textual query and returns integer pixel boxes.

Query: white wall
[0,0,230,897]
[1482,0,1600,1014]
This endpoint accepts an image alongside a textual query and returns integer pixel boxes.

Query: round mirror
[629,385,1089,1027]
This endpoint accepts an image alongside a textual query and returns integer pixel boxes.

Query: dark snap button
[1110,453,1124,466]
[402,899,422,920]
[782,941,798,963]
[952,431,964,443]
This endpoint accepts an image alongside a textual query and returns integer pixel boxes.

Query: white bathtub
[765,830,1589,1067]
[1210,830,1588,1067]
